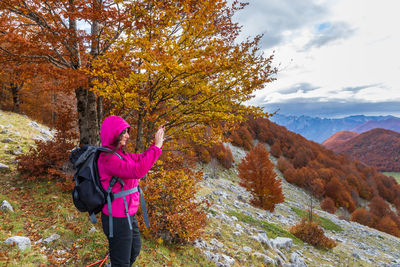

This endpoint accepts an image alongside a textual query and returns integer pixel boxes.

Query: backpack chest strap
[106,177,150,238]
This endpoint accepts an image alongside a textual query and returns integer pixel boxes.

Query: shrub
[325,177,356,212]
[211,143,234,169]
[283,167,296,184]
[290,220,337,249]
[277,157,292,173]
[310,178,325,199]
[230,126,253,150]
[375,216,400,237]
[269,141,281,157]
[138,153,209,244]
[238,143,284,212]
[350,208,376,227]
[369,196,391,218]
[16,111,77,191]
[194,145,211,164]
[320,197,337,214]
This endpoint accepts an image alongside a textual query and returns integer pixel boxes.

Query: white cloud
[236,0,400,117]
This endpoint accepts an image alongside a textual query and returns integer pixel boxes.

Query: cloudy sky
[233,0,400,118]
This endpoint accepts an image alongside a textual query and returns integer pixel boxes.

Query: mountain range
[269,114,400,143]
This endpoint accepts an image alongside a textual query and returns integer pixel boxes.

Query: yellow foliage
[90,0,276,152]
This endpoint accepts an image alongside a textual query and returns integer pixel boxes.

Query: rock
[242,246,252,253]
[214,231,222,238]
[290,252,307,267]
[0,200,14,212]
[243,210,253,218]
[33,135,46,141]
[275,248,287,262]
[210,238,224,248]
[220,254,235,266]
[271,237,293,250]
[0,163,10,172]
[4,236,31,250]
[251,233,272,248]
[194,239,209,250]
[2,138,16,143]
[40,128,53,138]
[89,227,97,233]
[6,148,22,155]
[43,234,60,244]
[235,223,243,232]
[253,252,276,265]
[29,122,40,128]
[352,252,360,259]
[204,251,220,263]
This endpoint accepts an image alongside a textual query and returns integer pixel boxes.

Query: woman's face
[119,128,129,147]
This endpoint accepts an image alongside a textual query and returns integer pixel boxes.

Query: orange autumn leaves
[238,143,284,212]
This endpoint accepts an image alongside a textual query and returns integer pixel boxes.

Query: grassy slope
[0,111,213,266]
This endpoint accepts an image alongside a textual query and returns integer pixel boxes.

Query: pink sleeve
[103,145,162,179]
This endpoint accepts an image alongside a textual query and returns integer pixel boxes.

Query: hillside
[230,118,400,238]
[270,114,399,143]
[194,143,400,266]
[1,111,400,266]
[328,128,400,172]
[322,131,359,150]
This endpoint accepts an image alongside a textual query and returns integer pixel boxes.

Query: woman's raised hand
[155,125,165,148]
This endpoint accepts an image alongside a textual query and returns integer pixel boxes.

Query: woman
[98,115,164,266]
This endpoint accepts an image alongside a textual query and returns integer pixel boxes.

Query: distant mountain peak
[270,114,400,143]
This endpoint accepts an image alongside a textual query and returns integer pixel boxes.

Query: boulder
[0,200,14,212]
[220,254,235,266]
[4,236,31,250]
[0,163,10,172]
[271,237,293,250]
[290,252,307,267]
[43,234,60,244]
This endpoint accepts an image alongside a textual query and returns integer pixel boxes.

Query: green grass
[290,207,343,232]
[383,172,400,183]
[227,210,303,245]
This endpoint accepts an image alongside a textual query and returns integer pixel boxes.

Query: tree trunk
[76,86,100,145]
[10,83,21,113]
[145,120,155,148]
[135,110,144,153]
[97,95,103,129]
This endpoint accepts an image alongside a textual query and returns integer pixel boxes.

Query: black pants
[101,213,141,267]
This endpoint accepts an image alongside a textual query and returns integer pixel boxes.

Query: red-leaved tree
[238,143,284,211]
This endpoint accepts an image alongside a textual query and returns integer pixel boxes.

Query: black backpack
[69,145,149,237]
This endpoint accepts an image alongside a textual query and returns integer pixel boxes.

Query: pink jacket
[98,116,162,217]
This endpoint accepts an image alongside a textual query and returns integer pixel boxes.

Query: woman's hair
[107,127,129,155]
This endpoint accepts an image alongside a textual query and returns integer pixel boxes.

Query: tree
[89,0,276,152]
[350,208,375,227]
[369,196,391,219]
[0,0,132,144]
[238,143,284,211]
[320,197,336,214]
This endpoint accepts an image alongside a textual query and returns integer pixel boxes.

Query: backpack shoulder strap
[97,147,123,160]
